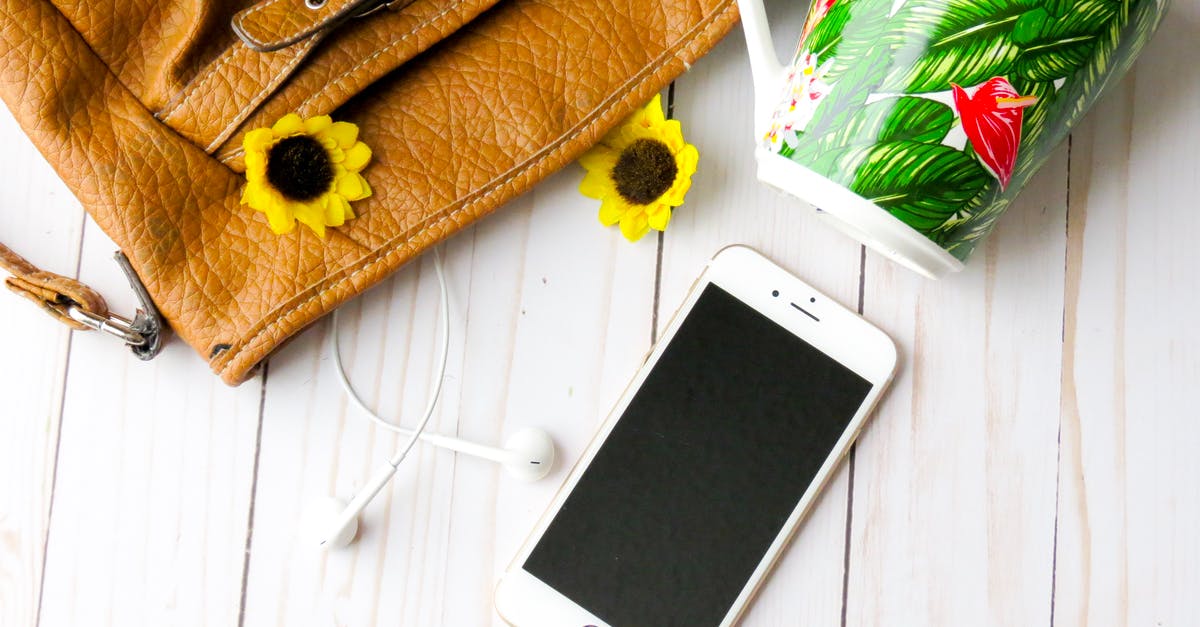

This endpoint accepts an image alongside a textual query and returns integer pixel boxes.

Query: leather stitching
[235,0,359,49]
[232,0,292,49]
[204,37,320,152]
[215,0,733,378]
[216,0,458,163]
[219,146,245,163]
[289,1,459,113]
[159,44,248,121]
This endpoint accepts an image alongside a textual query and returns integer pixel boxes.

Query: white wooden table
[3,3,1199,625]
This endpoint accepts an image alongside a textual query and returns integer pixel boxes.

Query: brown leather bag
[0,0,737,384]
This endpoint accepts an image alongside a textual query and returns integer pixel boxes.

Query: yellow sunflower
[579,94,699,242]
[241,113,373,237]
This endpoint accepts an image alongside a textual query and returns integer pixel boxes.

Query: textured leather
[178,0,503,158]
[233,0,385,52]
[0,242,109,330]
[157,37,326,151]
[0,0,737,384]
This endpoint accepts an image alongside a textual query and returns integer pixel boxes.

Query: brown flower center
[611,138,678,205]
[267,135,334,201]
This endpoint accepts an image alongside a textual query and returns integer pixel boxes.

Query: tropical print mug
[736,0,1168,278]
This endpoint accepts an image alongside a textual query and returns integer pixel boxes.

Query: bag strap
[0,241,108,329]
[0,242,165,359]
[232,0,404,52]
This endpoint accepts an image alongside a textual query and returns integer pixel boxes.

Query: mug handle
[735,0,789,137]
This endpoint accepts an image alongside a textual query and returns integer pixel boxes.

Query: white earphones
[305,427,556,549]
[307,247,556,549]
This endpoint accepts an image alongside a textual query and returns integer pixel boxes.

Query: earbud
[308,427,556,549]
[321,248,557,550]
[307,461,399,548]
[501,427,556,482]
[413,426,555,482]
[303,496,358,549]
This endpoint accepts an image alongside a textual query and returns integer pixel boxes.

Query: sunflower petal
[579,146,618,172]
[293,201,327,238]
[337,172,369,200]
[674,143,699,176]
[616,123,654,145]
[324,194,349,227]
[659,120,685,152]
[598,196,626,226]
[242,181,272,210]
[243,150,267,178]
[663,144,698,206]
[343,142,372,171]
[323,121,359,148]
[263,201,295,235]
[303,115,332,134]
[663,175,693,206]
[647,204,672,231]
[619,210,650,242]
[272,113,305,136]
[579,169,615,199]
[244,128,276,153]
[641,94,666,127]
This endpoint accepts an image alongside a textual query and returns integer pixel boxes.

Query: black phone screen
[522,283,874,626]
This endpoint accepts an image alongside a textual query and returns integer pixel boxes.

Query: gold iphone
[495,246,898,626]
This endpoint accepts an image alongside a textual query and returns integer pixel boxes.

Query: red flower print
[801,0,838,42]
[951,77,1039,190]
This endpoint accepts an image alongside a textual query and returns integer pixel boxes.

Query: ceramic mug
[736,0,1167,278]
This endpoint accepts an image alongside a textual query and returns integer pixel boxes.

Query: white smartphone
[495,245,898,627]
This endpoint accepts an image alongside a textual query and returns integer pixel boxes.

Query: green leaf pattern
[768,0,1167,260]
[848,142,992,230]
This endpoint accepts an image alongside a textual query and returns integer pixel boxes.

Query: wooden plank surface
[846,147,1067,627]
[1054,8,1200,623]
[35,223,264,627]
[1,2,1198,625]
[239,168,657,626]
[0,109,86,627]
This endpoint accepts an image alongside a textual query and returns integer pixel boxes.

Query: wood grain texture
[0,107,86,627]
[1054,8,1200,623]
[35,224,264,627]
[240,166,657,626]
[847,146,1067,627]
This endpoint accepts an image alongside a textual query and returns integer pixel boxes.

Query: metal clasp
[353,0,407,18]
[66,306,146,345]
[65,251,165,361]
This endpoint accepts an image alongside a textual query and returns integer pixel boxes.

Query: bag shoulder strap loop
[1,244,165,360]
[1,241,108,330]
[232,0,404,52]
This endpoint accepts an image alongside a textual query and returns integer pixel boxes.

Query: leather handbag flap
[1,0,737,385]
[233,0,404,52]
[160,0,499,157]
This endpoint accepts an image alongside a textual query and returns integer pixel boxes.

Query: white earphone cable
[330,246,451,468]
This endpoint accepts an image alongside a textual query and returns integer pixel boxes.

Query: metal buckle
[353,0,405,18]
[64,252,165,361]
[66,306,145,345]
